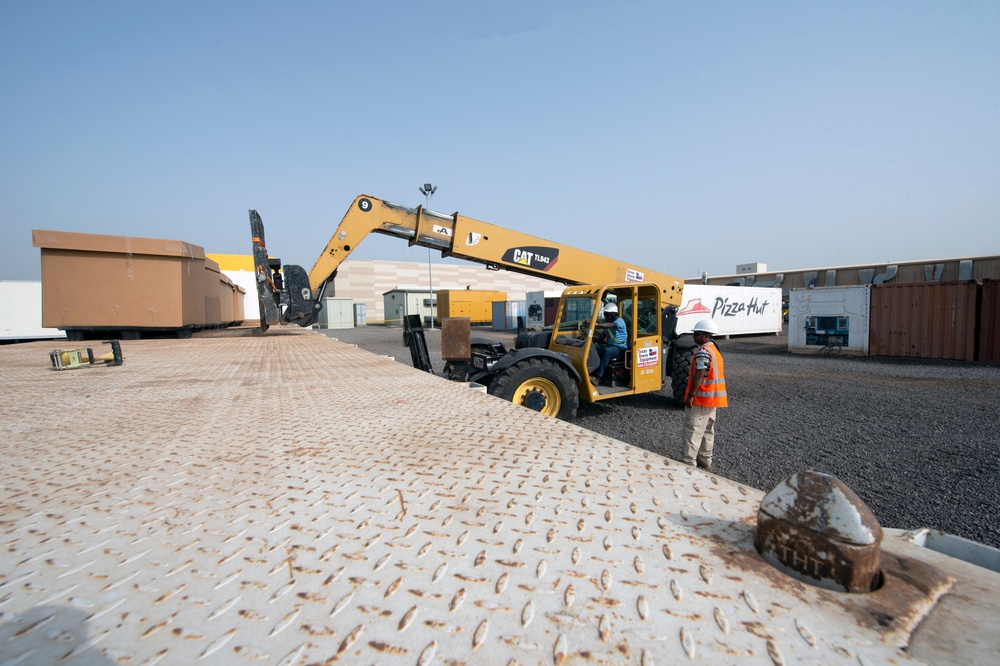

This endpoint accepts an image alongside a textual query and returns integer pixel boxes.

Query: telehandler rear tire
[489,357,579,421]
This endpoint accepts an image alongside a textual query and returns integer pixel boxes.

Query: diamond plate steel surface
[0,331,990,664]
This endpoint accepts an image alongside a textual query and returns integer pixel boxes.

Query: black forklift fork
[403,315,433,373]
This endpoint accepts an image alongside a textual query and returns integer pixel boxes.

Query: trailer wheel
[670,345,694,404]
[489,357,579,421]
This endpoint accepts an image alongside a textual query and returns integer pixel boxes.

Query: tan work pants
[681,404,717,468]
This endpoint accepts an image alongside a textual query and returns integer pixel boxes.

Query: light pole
[418,183,437,329]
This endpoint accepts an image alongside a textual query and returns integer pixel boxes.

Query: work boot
[697,460,713,473]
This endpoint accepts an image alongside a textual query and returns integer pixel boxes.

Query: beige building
[329,259,566,324]
[218,252,1000,326]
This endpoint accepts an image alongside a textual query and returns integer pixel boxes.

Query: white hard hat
[603,302,618,314]
[692,319,719,335]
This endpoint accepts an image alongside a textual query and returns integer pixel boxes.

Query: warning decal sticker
[626,268,645,283]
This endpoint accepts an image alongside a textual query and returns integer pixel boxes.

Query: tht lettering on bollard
[755,470,883,593]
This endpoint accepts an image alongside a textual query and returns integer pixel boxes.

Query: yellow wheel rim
[512,377,562,416]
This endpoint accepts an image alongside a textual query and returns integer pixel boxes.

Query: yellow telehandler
[250,195,703,419]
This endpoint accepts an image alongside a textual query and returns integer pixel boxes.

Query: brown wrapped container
[202,258,239,327]
[32,229,208,332]
[220,274,236,326]
[233,283,245,324]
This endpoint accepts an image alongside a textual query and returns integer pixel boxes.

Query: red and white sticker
[637,346,658,368]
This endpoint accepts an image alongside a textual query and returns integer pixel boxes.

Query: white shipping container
[787,285,870,355]
[0,281,66,341]
[675,284,782,336]
[525,290,562,329]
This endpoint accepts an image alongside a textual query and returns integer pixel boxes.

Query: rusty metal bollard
[755,470,883,593]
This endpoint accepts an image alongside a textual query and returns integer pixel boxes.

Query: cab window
[557,296,596,331]
[636,297,658,336]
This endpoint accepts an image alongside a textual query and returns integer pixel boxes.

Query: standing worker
[681,319,727,472]
[588,302,628,385]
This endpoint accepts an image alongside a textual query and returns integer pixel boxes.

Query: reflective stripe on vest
[685,342,728,408]
[608,317,628,348]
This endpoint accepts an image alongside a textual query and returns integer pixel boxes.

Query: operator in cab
[587,302,628,385]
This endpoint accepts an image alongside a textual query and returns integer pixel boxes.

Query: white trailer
[221,269,259,323]
[675,284,782,336]
[0,281,65,341]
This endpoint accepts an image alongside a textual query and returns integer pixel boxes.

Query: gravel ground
[321,324,1000,549]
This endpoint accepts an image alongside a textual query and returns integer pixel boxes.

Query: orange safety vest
[684,341,728,408]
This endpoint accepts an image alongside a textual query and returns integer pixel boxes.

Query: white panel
[675,285,783,336]
[0,281,66,340]
[525,291,545,328]
[222,270,256,322]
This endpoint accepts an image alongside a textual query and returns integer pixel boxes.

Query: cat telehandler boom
[250,195,703,420]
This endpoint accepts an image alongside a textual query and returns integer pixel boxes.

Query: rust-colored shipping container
[440,317,471,361]
[544,296,560,326]
[869,281,978,361]
[978,279,1000,363]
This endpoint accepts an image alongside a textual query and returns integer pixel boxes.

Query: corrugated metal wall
[491,300,526,331]
[695,255,1000,292]
[979,280,1000,363]
[869,282,978,361]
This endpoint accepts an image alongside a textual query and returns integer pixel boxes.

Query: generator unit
[805,315,850,347]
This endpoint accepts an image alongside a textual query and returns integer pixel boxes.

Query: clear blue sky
[2,1,997,282]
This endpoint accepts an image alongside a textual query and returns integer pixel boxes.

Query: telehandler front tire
[489,357,579,421]
[670,345,694,404]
